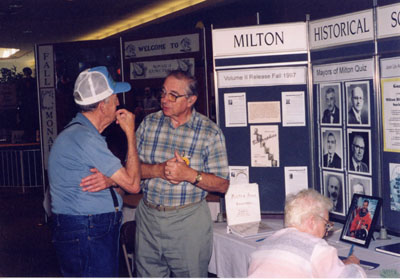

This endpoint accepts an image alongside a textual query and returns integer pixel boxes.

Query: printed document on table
[225,183,273,238]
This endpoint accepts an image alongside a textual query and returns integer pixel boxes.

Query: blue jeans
[51,211,122,277]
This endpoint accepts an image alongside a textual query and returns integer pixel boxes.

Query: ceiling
[0,0,391,69]
[0,0,224,60]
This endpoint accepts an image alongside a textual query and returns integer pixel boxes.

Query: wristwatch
[193,171,202,185]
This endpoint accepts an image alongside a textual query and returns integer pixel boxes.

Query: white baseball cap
[73,66,131,105]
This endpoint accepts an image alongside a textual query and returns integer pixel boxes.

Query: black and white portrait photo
[348,175,372,206]
[320,83,341,125]
[346,81,370,127]
[323,171,345,215]
[347,129,371,175]
[321,128,343,170]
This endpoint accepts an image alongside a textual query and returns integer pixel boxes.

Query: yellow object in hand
[182,156,190,166]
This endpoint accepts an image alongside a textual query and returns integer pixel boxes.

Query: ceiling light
[0,48,20,58]
[76,0,208,41]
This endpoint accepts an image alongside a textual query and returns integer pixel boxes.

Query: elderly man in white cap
[48,66,141,277]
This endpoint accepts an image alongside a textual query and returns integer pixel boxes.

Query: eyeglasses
[353,144,365,152]
[160,89,188,102]
[316,215,334,236]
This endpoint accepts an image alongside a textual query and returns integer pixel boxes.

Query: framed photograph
[323,171,345,216]
[389,163,400,212]
[347,175,372,207]
[347,129,371,176]
[340,194,382,248]
[320,83,341,126]
[321,127,343,170]
[346,81,370,127]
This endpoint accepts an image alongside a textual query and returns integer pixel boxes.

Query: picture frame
[347,129,371,176]
[347,174,372,207]
[340,194,382,248]
[320,82,342,126]
[321,127,343,171]
[323,171,345,216]
[345,80,370,127]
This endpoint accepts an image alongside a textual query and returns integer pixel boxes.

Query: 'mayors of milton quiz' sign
[212,22,307,57]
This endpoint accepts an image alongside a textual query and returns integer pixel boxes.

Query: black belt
[143,199,202,212]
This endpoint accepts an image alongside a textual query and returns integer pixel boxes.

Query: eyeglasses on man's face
[353,144,365,152]
[159,89,188,102]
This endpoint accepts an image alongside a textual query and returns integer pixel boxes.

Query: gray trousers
[134,199,213,277]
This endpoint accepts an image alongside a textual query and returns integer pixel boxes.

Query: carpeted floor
[0,188,129,277]
[0,187,218,278]
[0,188,62,277]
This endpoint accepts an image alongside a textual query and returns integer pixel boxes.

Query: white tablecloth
[209,219,400,278]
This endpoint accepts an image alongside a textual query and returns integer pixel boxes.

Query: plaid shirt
[136,109,229,206]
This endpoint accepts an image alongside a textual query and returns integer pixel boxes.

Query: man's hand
[342,254,361,265]
[115,109,135,135]
[165,151,194,184]
[80,168,114,192]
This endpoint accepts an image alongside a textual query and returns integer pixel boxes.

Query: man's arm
[80,109,141,194]
[110,121,141,193]
[164,151,229,193]
[140,151,229,193]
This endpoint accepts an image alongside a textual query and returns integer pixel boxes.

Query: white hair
[284,189,333,228]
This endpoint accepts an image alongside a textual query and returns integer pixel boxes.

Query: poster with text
[224,92,247,127]
[250,125,279,167]
[282,91,305,126]
[382,77,400,152]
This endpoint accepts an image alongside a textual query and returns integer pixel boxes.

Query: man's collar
[70,113,98,133]
[352,157,360,169]
[352,107,361,117]
[166,108,197,129]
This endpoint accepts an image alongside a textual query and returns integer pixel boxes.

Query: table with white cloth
[208,219,400,278]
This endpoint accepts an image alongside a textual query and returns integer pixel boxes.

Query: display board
[310,9,380,221]
[377,2,400,235]
[213,22,311,213]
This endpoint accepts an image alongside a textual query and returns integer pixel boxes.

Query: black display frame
[340,194,382,248]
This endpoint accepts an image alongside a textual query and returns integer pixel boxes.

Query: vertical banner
[38,45,57,169]
[38,45,55,88]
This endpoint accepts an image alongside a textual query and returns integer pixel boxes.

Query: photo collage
[319,80,373,216]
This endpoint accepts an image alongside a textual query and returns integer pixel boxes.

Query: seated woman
[248,189,366,278]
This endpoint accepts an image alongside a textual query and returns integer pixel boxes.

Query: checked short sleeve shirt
[136,109,229,206]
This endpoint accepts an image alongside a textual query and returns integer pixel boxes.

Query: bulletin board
[377,2,400,235]
[212,22,312,213]
[309,8,380,221]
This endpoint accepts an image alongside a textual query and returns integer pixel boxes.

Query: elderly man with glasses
[248,189,366,278]
[348,86,368,125]
[134,70,229,277]
[350,134,369,173]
